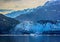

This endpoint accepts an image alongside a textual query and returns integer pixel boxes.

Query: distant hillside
[5,9,34,18]
[0,14,19,34]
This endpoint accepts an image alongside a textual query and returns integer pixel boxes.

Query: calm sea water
[0,35,60,42]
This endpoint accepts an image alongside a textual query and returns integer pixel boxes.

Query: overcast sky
[0,0,47,10]
[0,0,48,14]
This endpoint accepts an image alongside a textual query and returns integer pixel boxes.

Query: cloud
[0,0,21,2]
[48,0,57,1]
[0,0,47,14]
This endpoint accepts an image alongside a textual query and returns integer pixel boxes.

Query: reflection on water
[0,35,60,42]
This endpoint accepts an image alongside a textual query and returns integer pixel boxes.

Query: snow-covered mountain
[15,1,60,22]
